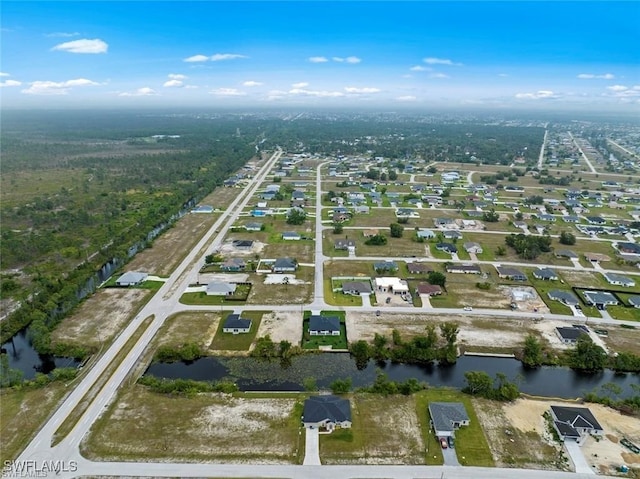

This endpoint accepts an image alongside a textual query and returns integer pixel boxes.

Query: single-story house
[191,205,214,213]
[303,395,352,430]
[555,249,578,259]
[282,231,302,241]
[428,402,470,437]
[434,218,455,228]
[223,314,252,334]
[417,229,436,239]
[583,290,619,308]
[244,222,263,232]
[562,215,580,223]
[272,257,298,273]
[496,266,527,281]
[332,212,350,223]
[220,257,246,272]
[586,216,606,225]
[446,264,482,274]
[374,277,409,295]
[115,271,148,287]
[603,272,635,287]
[363,228,379,238]
[342,281,373,295]
[549,405,603,444]
[556,326,586,344]
[585,253,611,263]
[533,268,558,281]
[309,315,341,336]
[374,261,399,273]
[436,243,458,254]
[416,283,443,296]
[617,242,640,255]
[629,296,640,308]
[232,239,254,250]
[334,239,356,250]
[538,214,556,222]
[443,230,463,240]
[407,262,433,274]
[206,281,237,296]
[463,242,483,254]
[548,289,580,306]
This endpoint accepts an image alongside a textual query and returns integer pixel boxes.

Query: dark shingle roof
[429,402,469,433]
[303,395,351,423]
[309,315,340,333]
[551,406,603,433]
[223,314,252,330]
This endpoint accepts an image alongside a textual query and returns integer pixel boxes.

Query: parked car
[463,306,472,311]
[440,437,448,449]
[375,310,380,317]
[447,436,455,448]
[385,297,391,304]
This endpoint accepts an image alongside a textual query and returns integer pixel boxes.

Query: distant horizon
[2,1,639,111]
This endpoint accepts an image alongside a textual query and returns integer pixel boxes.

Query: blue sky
[1,1,639,110]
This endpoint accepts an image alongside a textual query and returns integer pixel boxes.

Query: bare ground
[256,311,303,345]
[502,398,640,474]
[51,288,149,348]
[155,312,221,351]
[125,213,220,276]
[84,386,302,463]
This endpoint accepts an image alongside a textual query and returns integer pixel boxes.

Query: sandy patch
[499,285,550,314]
[51,288,148,347]
[218,240,266,257]
[264,274,308,285]
[197,272,250,284]
[256,311,303,345]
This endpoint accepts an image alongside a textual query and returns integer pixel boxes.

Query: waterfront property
[303,395,352,431]
[547,290,580,307]
[115,271,148,286]
[582,290,619,308]
[222,314,252,334]
[309,315,341,336]
[206,282,237,296]
[549,405,603,444]
[555,326,587,344]
[428,402,470,437]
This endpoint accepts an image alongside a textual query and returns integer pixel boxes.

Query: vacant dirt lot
[155,312,220,351]
[126,212,219,276]
[500,286,550,314]
[51,288,149,348]
[256,311,303,345]
[503,398,640,474]
[84,386,303,463]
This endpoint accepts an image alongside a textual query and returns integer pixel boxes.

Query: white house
[222,314,252,334]
[549,405,603,445]
[115,271,148,287]
[374,277,409,294]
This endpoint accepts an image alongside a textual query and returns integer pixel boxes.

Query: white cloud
[46,32,80,38]
[22,78,99,95]
[288,88,344,97]
[429,73,450,79]
[344,87,381,94]
[210,88,246,96]
[578,73,615,80]
[332,56,361,64]
[210,53,247,61]
[0,72,10,77]
[515,90,558,100]
[52,38,108,54]
[168,73,187,80]
[410,65,429,71]
[423,57,462,66]
[292,82,309,88]
[243,81,263,87]
[607,85,628,92]
[184,54,209,63]
[163,79,184,88]
[119,87,158,97]
[396,95,417,101]
[0,79,21,87]
[266,89,288,101]
[309,56,329,63]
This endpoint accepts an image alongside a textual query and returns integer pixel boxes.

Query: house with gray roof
[629,296,640,308]
[603,272,635,287]
[548,290,580,306]
[220,257,246,272]
[206,282,237,296]
[436,243,458,254]
[555,249,578,259]
[556,326,586,344]
[334,239,356,250]
[549,405,603,444]
[244,222,263,232]
[428,402,470,437]
[222,314,252,334]
[533,268,558,281]
[443,230,463,240]
[303,395,352,430]
[496,266,527,281]
[115,271,148,287]
[342,281,372,295]
[272,257,297,273]
[463,242,483,254]
[416,228,436,239]
[309,315,341,336]
[374,261,398,273]
[583,290,619,308]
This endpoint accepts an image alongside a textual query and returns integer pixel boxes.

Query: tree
[332,222,343,234]
[514,211,523,221]
[389,223,404,238]
[570,335,607,372]
[388,170,398,181]
[350,340,371,369]
[559,231,576,245]
[251,335,277,359]
[366,168,380,180]
[427,271,446,287]
[330,378,352,394]
[482,208,500,222]
[364,234,387,246]
[372,333,389,361]
[522,334,543,367]
[439,322,459,345]
[495,245,506,256]
[303,377,318,391]
[279,340,292,359]
[427,166,437,174]
[463,371,493,396]
[286,208,306,225]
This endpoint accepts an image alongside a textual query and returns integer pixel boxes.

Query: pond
[145,353,639,399]
[1,329,80,380]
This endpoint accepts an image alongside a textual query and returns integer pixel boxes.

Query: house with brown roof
[415,283,443,296]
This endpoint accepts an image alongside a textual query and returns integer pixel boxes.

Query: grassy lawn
[415,388,494,467]
[210,311,264,351]
[320,393,426,464]
[323,279,363,306]
[83,385,304,463]
[0,382,69,464]
[302,311,348,350]
[607,305,640,321]
[324,260,374,278]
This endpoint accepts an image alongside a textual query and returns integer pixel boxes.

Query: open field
[0,383,69,464]
[320,394,426,464]
[246,268,314,305]
[125,212,221,276]
[501,398,640,475]
[601,325,640,355]
[83,386,304,463]
[51,288,150,350]
[255,311,304,345]
[155,312,220,351]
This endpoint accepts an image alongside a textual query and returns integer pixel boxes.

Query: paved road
[569,131,597,173]
[537,128,548,169]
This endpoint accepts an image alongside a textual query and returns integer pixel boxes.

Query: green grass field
[209,311,264,350]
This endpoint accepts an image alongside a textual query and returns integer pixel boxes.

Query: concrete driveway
[442,441,460,466]
[303,427,321,465]
[564,441,594,474]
